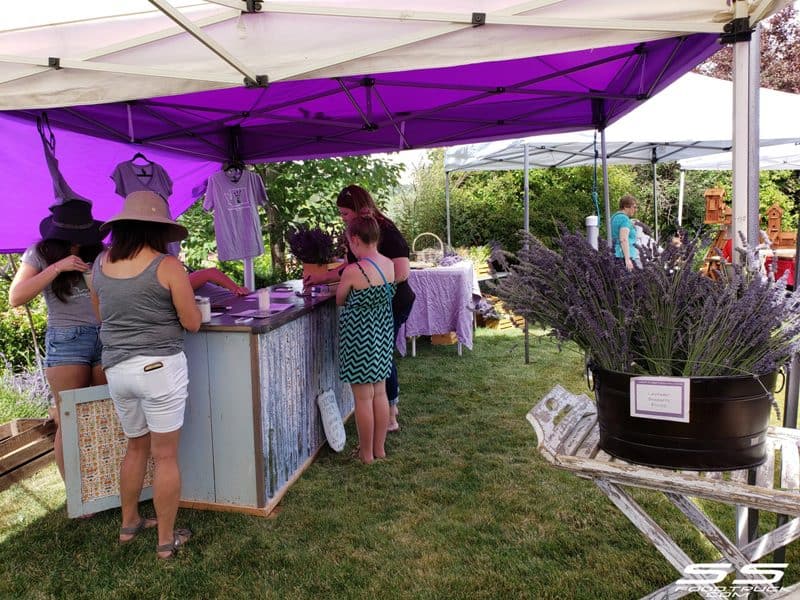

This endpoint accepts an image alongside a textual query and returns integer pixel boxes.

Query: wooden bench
[528,385,800,599]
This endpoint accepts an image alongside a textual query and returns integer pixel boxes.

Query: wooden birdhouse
[703,188,726,224]
[766,204,784,243]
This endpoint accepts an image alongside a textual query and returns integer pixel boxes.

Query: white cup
[196,296,211,323]
[257,288,270,312]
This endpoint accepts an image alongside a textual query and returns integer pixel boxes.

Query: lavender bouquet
[287,226,337,265]
[496,231,800,377]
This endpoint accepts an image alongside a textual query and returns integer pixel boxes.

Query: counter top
[196,279,336,334]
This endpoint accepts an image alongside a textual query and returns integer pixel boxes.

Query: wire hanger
[36,112,56,153]
[131,151,152,177]
[223,159,245,182]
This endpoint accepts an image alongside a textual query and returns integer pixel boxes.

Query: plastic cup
[258,289,270,312]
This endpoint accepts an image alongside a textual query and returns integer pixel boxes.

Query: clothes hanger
[223,159,245,182]
[36,112,56,153]
[131,152,152,176]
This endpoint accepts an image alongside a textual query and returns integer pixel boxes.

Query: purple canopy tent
[0,35,720,253]
[0,0,783,256]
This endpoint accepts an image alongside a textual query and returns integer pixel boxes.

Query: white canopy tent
[0,0,764,111]
[674,141,800,226]
[443,71,800,242]
[679,141,800,171]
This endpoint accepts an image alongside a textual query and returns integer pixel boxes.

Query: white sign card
[630,376,691,423]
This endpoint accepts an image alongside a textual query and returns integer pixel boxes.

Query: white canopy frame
[0,0,778,110]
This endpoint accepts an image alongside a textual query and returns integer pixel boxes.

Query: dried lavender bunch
[287,226,337,265]
[497,229,800,377]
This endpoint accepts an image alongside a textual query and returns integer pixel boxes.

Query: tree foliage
[179,156,401,282]
[696,5,800,93]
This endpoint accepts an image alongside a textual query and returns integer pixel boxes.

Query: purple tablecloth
[397,262,479,356]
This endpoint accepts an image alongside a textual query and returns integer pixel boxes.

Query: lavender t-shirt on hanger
[202,169,267,261]
[111,160,173,199]
[110,159,181,255]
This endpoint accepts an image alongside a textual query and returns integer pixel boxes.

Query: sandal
[119,517,157,545]
[156,528,193,560]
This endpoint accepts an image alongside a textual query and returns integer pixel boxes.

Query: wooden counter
[60,280,353,518]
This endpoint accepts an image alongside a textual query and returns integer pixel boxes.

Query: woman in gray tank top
[9,199,106,490]
[91,191,200,559]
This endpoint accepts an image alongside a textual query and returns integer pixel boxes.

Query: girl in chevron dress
[337,216,396,464]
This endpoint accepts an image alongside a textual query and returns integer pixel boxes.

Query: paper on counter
[229,304,293,318]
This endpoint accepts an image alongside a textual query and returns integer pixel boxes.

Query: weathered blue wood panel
[181,333,215,502]
[259,301,353,499]
[206,332,258,506]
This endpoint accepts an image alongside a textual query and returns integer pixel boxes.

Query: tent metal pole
[523,144,530,237]
[652,152,658,242]
[747,26,761,247]
[601,128,611,245]
[731,0,753,264]
[445,171,451,247]
[244,257,255,291]
[677,170,685,227]
[523,144,530,365]
[148,0,262,84]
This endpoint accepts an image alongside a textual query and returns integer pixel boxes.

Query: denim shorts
[106,352,189,437]
[44,325,103,368]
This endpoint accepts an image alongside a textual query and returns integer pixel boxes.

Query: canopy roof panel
[6,35,720,164]
[679,142,800,170]
[0,0,789,253]
[0,1,749,109]
[444,73,800,172]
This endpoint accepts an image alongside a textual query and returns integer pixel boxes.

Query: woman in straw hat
[90,191,200,559]
[9,199,107,489]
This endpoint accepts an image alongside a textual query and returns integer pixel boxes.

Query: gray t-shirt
[203,170,267,261]
[92,253,184,369]
[111,160,173,199]
[110,160,180,256]
[21,245,99,328]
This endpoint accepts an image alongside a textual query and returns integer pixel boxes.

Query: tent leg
[652,155,658,243]
[731,1,760,260]
[445,171,451,248]
[601,129,611,245]
[244,257,255,291]
[677,170,685,227]
[523,144,530,365]
[523,144,530,236]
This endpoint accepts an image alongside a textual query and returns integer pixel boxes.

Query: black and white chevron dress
[339,276,396,384]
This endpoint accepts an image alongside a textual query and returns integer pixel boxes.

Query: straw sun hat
[101,191,187,242]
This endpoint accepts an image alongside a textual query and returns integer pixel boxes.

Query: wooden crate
[431,332,458,345]
[0,418,56,492]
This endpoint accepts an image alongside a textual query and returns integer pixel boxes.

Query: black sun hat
[38,199,104,245]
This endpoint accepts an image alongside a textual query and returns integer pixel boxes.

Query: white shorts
[106,352,189,437]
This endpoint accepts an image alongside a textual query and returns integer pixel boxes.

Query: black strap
[354,261,371,284]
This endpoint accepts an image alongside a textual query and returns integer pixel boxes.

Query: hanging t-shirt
[110,159,180,256]
[111,159,173,200]
[202,169,267,261]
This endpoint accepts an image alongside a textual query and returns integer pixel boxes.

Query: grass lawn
[1,328,798,599]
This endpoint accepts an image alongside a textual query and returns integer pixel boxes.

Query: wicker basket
[412,232,444,263]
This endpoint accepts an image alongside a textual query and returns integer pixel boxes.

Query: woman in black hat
[9,199,107,487]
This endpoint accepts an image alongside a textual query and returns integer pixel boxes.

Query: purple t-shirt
[110,159,180,256]
[21,245,99,328]
[202,170,267,261]
[111,160,173,199]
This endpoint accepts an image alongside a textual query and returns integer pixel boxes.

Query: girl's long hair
[37,239,104,302]
[336,184,393,224]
